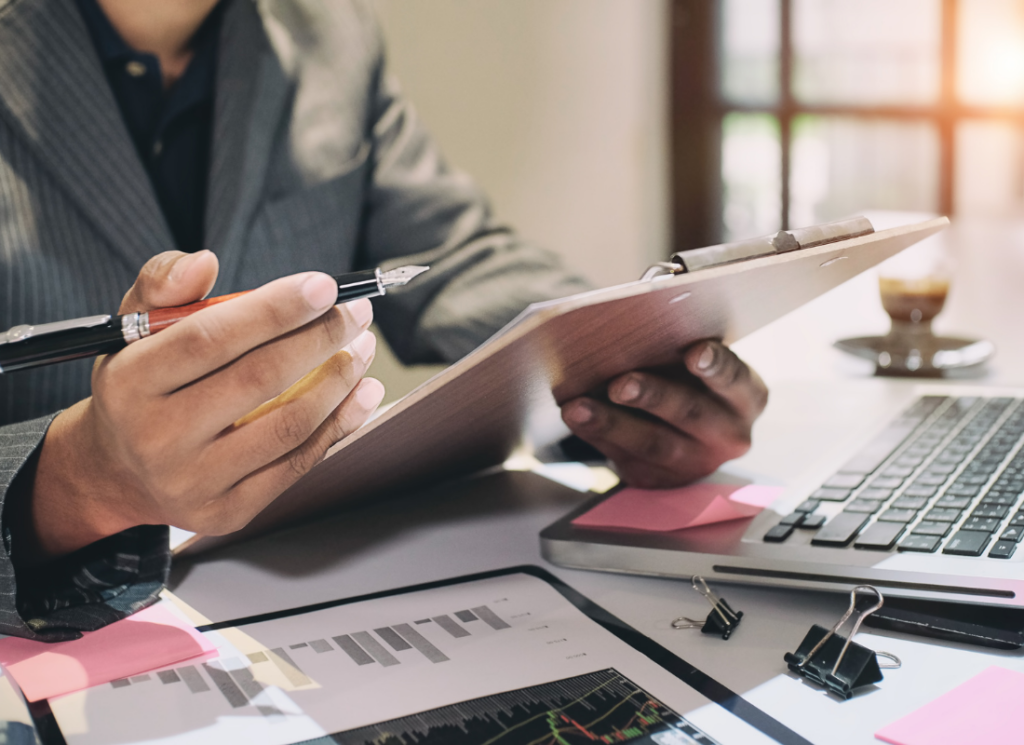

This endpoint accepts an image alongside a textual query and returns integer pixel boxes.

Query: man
[0,0,767,641]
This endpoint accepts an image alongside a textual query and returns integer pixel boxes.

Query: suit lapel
[0,0,174,270]
[205,0,292,293]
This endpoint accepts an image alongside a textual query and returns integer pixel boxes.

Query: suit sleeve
[354,22,593,364]
[0,415,169,641]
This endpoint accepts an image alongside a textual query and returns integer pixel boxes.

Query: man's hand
[560,341,768,488]
[26,250,385,560]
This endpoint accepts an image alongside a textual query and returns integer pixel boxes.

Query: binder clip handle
[783,585,899,699]
[671,576,743,640]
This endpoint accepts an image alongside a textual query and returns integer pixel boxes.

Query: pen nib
[379,265,430,288]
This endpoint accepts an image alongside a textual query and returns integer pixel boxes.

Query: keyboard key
[905,485,938,498]
[824,474,865,489]
[870,476,905,490]
[980,493,1017,506]
[957,473,991,485]
[798,514,826,529]
[947,484,982,497]
[924,462,957,475]
[972,504,1010,519]
[912,474,946,487]
[893,496,929,510]
[859,487,893,500]
[879,508,917,523]
[961,516,1000,533]
[811,487,851,502]
[881,466,915,479]
[924,508,963,523]
[837,423,917,475]
[795,499,820,513]
[763,524,794,542]
[943,530,992,557]
[989,540,1017,559]
[854,522,905,550]
[844,499,883,514]
[811,513,870,547]
[898,535,942,553]
[895,455,925,468]
[1000,526,1024,542]
[779,512,805,526]
[935,496,972,509]
[912,521,952,537]
[1009,512,1024,527]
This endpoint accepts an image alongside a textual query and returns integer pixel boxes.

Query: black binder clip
[784,585,901,699]
[671,576,743,639]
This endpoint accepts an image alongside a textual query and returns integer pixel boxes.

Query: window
[671,0,1024,250]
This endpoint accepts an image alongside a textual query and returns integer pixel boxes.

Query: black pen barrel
[334,270,382,303]
[0,321,126,373]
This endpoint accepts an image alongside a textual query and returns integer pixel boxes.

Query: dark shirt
[75,0,223,253]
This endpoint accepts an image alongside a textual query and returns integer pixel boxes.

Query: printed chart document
[45,569,804,745]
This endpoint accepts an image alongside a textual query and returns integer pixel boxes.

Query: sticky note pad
[0,603,217,701]
[875,666,1024,744]
[571,482,783,532]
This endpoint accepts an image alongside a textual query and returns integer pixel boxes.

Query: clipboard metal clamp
[784,585,901,699]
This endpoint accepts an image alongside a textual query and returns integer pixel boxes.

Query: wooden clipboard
[176,217,949,555]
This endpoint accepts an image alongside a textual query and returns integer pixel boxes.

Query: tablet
[179,217,949,555]
[37,566,809,745]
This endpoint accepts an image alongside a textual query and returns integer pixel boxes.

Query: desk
[167,217,1024,743]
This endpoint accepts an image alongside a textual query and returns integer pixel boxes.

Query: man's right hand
[25,250,384,561]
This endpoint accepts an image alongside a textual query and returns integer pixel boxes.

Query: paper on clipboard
[178,217,949,555]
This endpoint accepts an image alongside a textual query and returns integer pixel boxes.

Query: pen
[0,265,430,374]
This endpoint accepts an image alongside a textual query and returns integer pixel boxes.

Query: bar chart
[296,669,720,745]
[106,604,511,713]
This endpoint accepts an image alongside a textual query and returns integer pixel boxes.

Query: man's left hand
[560,340,768,488]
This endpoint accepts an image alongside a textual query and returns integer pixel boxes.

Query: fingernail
[565,400,594,426]
[697,344,716,373]
[168,251,204,283]
[348,298,374,329]
[613,375,642,403]
[301,273,338,311]
[349,330,377,363]
[356,379,385,409]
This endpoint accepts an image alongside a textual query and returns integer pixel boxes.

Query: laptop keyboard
[763,395,1024,559]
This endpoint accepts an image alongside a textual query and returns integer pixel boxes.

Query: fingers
[118,273,370,395]
[120,251,220,314]
[170,302,374,434]
[606,370,746,453]
[561,398,721,487]
[559,341,768,489]
[205,331,378,478]
[682,340,769,422]
[196,377,385,535]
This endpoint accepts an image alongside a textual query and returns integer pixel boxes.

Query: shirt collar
[75,0,224,71]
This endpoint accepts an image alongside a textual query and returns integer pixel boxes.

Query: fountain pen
[0,265,430,374]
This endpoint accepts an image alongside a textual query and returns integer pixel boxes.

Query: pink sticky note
[571,482,783,532]
[875,666,1023,744]
[0,603,217,702]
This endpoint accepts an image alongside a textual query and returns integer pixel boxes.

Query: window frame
[671,0,1024,252]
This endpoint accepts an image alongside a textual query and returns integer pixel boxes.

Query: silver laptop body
[541,386,1024,608]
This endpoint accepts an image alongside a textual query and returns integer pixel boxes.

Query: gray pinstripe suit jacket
[0,0,588,639]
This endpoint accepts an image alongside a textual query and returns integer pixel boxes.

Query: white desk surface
[54,216,1024,744]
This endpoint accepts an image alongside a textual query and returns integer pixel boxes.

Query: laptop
[540,387,1024,608]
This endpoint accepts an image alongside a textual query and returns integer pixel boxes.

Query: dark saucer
[834,334,995,377]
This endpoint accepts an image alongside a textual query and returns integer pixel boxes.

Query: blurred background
[369,0,1024,398]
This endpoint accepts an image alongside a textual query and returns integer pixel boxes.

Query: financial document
[49,573,775,745]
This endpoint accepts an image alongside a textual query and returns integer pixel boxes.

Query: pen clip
[0,315,112,345]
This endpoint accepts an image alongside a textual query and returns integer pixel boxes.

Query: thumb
[119,250,220,314]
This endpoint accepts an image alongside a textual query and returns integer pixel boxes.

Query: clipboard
[177,216,949,555]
